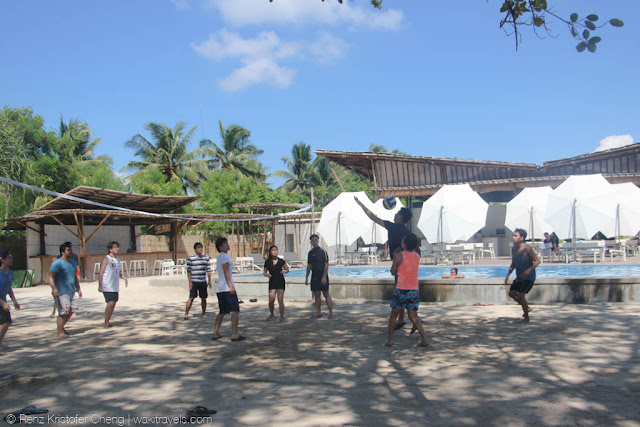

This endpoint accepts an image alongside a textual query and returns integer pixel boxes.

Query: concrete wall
[151,276,640,304]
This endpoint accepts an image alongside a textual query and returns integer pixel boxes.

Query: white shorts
[57,294,78,315]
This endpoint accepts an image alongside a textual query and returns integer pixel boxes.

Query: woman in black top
[263,245,289,322]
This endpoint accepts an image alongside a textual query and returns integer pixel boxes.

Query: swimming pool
[272,265,640,279]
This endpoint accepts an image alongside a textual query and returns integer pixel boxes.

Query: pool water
[273,265,640,279]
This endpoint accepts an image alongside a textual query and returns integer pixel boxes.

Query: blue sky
[2,0,639,188]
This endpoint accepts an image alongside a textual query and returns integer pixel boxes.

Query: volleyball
[382,196,397,210]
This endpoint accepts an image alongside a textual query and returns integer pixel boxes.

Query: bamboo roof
[35,186,201,213]
[6,208,320,230]
[232,202,307,210]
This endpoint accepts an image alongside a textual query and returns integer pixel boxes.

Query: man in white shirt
[212,237,246,342]
[98,241,128,328]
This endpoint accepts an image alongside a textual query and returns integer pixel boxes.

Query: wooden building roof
[317,143,640,197]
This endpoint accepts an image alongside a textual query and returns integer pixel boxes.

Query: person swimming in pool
[441,268,465,279]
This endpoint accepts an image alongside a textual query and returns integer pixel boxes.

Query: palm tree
[57,116,110,165]
[275,143,314,194]
[310,156,337,206]
[123,122,208,193]
[200,120,265,180]
[369,143,407,155]
[369,143,388,153]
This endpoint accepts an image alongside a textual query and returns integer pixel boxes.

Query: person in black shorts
[305,234,334,318]
[263,245,290,322]
[185,242,212,320]
[212,237,245,342]
[505,228,540,323]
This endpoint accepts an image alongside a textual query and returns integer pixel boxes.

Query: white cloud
[170,0,190,10]
[594,134,635,152]
[192,30,300,91]
[207,0,403,30]
[219,58,297,92]
[310,33,349,63]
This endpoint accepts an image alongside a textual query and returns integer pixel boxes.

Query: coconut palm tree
[123,121,208,193]
[369,143,407,155]
[275,142,314,195]
[200,120,265,180]
[57,116,110,165]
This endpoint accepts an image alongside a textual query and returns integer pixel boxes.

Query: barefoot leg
[408,310,429,346]
[386,308,401,346]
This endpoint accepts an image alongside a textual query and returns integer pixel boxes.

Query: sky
[2,0,639,188]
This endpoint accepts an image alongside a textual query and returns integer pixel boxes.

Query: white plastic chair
[480,243,495,259]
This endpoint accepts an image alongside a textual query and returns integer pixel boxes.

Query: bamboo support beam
[50,215,78,238]
[84,213,112,244]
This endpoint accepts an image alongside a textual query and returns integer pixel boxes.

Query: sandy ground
[2,276,640,427]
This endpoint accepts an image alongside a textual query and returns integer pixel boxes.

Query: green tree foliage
[129,168,185,197]
[0,106,123,219]
[56,116,110,165]
[0,110,35,220]
[274,142,375,208]
[75,159,127,191]
[269,1,623,52]
[498,1,623,52]
[274,143,314,195]
[124,122,209,193]
[368,144,407,155]
[200,120,265,181]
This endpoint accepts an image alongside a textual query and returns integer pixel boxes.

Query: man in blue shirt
[0,250,21,352]
[48,242,82,338]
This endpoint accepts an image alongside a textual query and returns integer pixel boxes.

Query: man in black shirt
[305,234,334,318]
[354,196,413,328]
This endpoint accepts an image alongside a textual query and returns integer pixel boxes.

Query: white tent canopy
[317,192,373,247]
[361,198,405,245]
[504,186,554,241]
[544,174,619,241]
[417,184,488,244]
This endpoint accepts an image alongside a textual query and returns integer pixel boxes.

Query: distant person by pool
[442,268,465,279]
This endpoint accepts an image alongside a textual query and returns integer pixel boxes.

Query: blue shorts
[216,291,240,314]
[510,279,534,294]
[390,289,419,311]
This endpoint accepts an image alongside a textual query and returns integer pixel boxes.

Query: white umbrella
[544,174,618,241]
[318,192,372,247]
[601,182,640,241]
[361,198,405,245]
[504,186,554,241]
[417,184,488,244]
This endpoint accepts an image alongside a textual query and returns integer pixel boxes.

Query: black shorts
[189,282,208,299]
[103,292,119,303]
[510,279,534,294]
[310,277,329,292]
[268,281,285,291]
[217,291,240,314]
[0,305,12,325]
